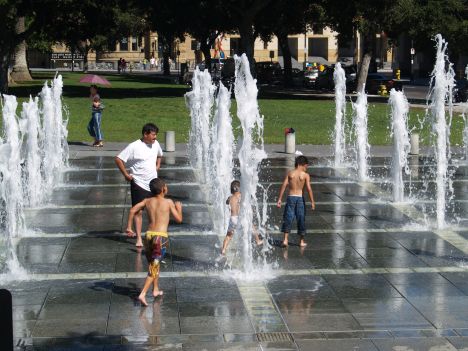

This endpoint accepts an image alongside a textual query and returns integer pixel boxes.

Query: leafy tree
[256,0,325,85]
[324,0,400,91]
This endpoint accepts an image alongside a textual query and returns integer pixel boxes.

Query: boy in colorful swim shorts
[126,178,183,306]
[277,156,315,248]
[221,180,263,255]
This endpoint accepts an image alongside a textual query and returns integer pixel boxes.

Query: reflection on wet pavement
[2,155,468,350]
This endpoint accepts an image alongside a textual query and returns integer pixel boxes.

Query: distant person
[126,178,183,306]
[150,57,155,70]
[276,156,315,247]
[87,84,104,147]
[143,58,148,70]
[118,58,123,74]
[122,58,127,73]
[221,180,263,255]
[115,123,164,247]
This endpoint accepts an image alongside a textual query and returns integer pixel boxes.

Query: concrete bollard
[164,153,176,165]
[164,131,175,152]
[410,133,419,155]
[285,133,295,154]
[409,155,419,178]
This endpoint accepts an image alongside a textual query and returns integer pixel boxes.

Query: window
[131,37,137,51]
[120,38,128,51]
[263,40,268,50]
[191,40,199,51]
[108,41,116,52]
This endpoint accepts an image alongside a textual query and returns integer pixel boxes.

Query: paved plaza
[3,143,468,350]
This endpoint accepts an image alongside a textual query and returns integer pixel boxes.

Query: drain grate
[257,332,293,342]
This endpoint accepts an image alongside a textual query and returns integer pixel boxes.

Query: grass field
[7,71,466,145]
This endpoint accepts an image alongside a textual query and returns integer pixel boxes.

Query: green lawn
[7,71,466,145]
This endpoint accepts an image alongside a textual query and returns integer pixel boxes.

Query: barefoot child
[276,156,315,247]
[221,180,263,255]
[126,178,182,306]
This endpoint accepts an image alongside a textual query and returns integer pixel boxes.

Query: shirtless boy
[276,156,315,247]
[221,180,263,255]
[126,178,182,306]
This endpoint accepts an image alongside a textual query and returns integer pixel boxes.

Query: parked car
[303,67,320,88]
[364,73,394,94]
[315,65,357,92]
[255,61,281,84]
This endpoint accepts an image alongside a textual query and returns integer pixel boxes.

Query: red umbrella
[79,74,111,86]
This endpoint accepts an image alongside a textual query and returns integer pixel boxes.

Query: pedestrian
[143,58,148,70]
[115,123,164,247]
[118,58,122,74]
[87,84,104,147]
[150,56,155,70]
[126,178,182,306]
[122,58,127,73]
[276,156,315,247]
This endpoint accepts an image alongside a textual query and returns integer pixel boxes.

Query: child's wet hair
[149,178,166,195]
[230,180,240,194]
[295,155,309,168]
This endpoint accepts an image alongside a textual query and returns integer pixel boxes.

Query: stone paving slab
[3,148,468,350]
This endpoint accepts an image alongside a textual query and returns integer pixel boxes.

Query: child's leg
[281,197,294,247]
[134,209,144,247]
[152,265,163,297]
[138,275,154,307]
[296,197,307,247]
[252,226,263,246]
[221,232,233,255]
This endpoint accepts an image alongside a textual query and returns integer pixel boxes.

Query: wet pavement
[2,146,468,350]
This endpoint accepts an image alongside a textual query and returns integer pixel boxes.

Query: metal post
[285,133,295,154]
[410,133,419,155]
[165,131,175,152]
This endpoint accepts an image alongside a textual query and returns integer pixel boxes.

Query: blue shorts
[281,196,306,236]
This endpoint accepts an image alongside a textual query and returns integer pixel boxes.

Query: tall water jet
[210,83,234,234]
[352,86,369,181]
[333,62,347,167]
[0,95,26,277]
[389,89,411,202]
[234,54,267,272]
[21,97,43,206]
[185,68,216,180]
[427,34,455,228]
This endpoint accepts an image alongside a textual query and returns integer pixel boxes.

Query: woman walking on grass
[87,84,104,147]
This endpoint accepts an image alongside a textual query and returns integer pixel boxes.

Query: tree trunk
[356,32,375,93]
[83,50,89,73]
[11,17,32,82]
[238,19,256,74]
[277,32,292,87]
[0,49,12,93]
[200,40,212,72]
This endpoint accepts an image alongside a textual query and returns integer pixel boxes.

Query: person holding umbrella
[79,74,111,147]
[88,84,104,147]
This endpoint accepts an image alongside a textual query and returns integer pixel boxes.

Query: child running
[221,180,263,255]
[276,156,315,247]
[126,178,182,306]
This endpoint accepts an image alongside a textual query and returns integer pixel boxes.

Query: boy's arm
[305,173,315,210]
[126,199,147,234]
[170,200,183,223]
[276,174,289,208]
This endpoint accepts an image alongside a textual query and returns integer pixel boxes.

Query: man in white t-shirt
[115,123,163,247]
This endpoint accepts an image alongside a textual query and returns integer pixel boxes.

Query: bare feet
[299,241,307,247]
[136,240,143,247]
[152,290,163,298]
[281,241,288,248]
[221,249,226,255]
[256,239,264,246]
[126,229,136,238]
[138,294,148,307]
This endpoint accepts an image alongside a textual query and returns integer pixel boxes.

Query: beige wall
[51,28,342,65]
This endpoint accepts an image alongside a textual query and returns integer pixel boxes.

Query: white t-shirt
[117,139,163,191]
